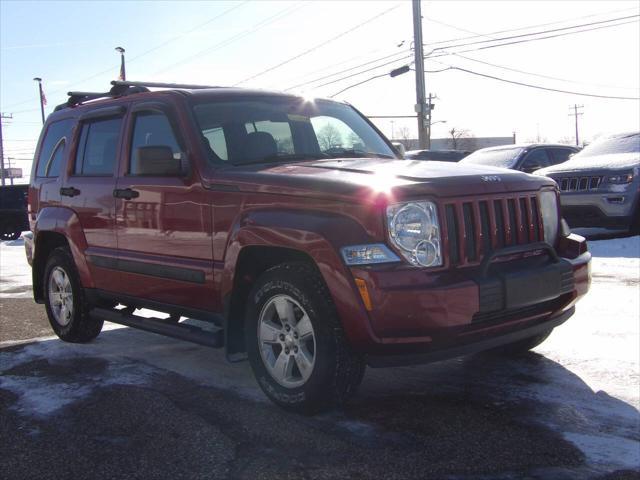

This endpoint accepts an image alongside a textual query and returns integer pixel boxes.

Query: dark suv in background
[461,144,580,173]
[25,80,591,413]
[537,132,640,233]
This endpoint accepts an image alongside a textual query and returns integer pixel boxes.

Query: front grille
[558,175,602,192]
[442,194,544,267]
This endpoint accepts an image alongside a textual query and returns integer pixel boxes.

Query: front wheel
[245,263,365,413]
[43,247,103,343]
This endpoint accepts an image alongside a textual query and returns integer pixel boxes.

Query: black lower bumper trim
[365,307,574,368]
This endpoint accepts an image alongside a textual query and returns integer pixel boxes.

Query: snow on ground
[0,236,32,298]
[1,233,639,474]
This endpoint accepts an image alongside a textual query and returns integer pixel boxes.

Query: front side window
[192,97,395,166]
[521,149,551,171]
[75,117,123,176]
[36,119,74,177]
[549,148,575,165]
[129,111,181,174]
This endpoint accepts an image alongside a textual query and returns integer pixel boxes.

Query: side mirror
[133,146,183,176]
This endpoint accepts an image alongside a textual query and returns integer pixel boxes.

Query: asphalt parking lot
[1,235,639,480]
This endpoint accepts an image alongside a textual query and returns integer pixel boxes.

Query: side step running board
[91,307,224,348]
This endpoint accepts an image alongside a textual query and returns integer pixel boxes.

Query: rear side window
[36,119,74,177]
[75,117,123,176]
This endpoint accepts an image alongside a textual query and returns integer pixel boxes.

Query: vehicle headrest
[240,131,277,163]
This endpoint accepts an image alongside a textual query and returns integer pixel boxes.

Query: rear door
[61,106,126,292]
[113,100,215,312]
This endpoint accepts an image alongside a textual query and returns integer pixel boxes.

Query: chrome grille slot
[443,194,544,267]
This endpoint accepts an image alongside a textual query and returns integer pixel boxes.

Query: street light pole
[33,77,45,125]
[115,46,126,81]
[412,0,428,150]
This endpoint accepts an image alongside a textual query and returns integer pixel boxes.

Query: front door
[114,102,215,312]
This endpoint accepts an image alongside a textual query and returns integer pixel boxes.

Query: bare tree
[397,126,412,142]
[448,127,472,149]
[317,124,343,151]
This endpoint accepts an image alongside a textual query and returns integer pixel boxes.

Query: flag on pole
[41,87,47,106]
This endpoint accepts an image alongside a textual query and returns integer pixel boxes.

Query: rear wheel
[489,328,553,356]
[245,263,365,413]
[43,247,103,343]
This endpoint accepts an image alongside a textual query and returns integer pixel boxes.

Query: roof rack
[53,79,218,112]
[111,80,217,90]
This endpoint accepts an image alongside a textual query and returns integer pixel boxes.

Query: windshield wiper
[231,153,328,166]
[322,148,395,159]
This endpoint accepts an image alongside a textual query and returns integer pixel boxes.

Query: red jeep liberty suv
[25,80,591,412]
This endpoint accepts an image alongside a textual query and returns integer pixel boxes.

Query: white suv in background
[536,132,640,234]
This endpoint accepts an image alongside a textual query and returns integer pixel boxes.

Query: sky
[1,0,639,182]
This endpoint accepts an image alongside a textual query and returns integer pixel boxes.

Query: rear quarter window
[35,119,74,177]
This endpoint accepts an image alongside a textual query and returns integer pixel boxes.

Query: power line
[283,13,639,93]
[153,3,306,76]
[330,67,449,98]
[426,63,640,100]
[424,14,638,54]
[423,6,639,45]
[450,53,639,91]
[284,49,411,91]
[0,3,250,110]
[128,1,249,63]
[233,3,402,86]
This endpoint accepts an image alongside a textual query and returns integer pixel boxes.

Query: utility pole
[412,0,428,149]
[33,77,45,125]
[569,104,584,146]
[0,112,13,187]
[426,93,436,149]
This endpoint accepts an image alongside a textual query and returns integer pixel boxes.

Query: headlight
[539,190,559,246]
[607,172,633,184]
[386,201,442,267]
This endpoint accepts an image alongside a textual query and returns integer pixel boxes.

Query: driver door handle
[113,188,140,200]
[60,186,81,197]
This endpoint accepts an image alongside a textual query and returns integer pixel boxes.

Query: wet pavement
[1,237,639,479]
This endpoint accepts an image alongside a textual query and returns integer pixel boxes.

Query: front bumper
[347,234,590,364]
[559,189,638,229]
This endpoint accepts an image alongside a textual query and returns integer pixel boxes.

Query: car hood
[210,158,555,203]
[537,152,640,175]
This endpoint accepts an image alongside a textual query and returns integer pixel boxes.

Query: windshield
[192,97,396,166]
[460,147,524,168]
[575,133,640,158]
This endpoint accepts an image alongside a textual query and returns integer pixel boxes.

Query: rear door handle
[113,188,140,200]
[60,187,81,197]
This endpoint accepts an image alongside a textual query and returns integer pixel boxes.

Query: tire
[43,246,103,343]
[489,328,553,356]
[630,205,640,235]
[245,262,365,414]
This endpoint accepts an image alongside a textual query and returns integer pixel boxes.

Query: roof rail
[111,80,217,90]
[54,84,150,111]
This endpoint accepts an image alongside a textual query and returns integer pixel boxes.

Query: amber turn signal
[354,278,373,311]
